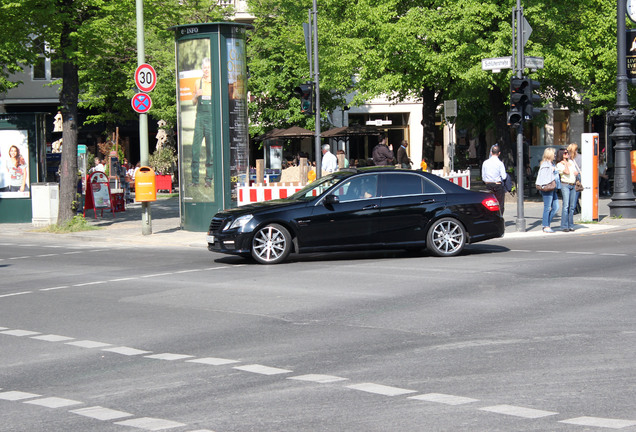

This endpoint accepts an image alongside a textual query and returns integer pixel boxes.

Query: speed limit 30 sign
[135,63,157,93]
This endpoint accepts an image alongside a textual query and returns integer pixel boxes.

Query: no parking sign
[131,93,152,113]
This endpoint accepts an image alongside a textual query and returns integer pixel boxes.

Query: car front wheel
[426,217,466,257]
[251,223,291,264]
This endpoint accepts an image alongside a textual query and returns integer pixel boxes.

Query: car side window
[422,177,444,194]
[381,173,422,197]
[338,175,378,202]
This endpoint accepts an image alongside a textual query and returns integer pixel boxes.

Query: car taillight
[482,197,500,212]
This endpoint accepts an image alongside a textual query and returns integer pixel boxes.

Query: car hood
[217,198,309,217]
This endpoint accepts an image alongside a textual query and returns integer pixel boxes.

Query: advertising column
[173,23,250,231]
[581,133,599,222]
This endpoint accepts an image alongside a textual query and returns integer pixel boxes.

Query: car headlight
[224,214,253,231]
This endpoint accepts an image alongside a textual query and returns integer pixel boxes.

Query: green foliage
[38,215,101,233]
[149,146,176,175]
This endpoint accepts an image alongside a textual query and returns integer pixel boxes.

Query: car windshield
[288,172,354,201]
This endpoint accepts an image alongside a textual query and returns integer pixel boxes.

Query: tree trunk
[57,7,80,224]
[421,86,442,165]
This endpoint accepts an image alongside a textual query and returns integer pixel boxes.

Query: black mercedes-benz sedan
[207,167,504,264]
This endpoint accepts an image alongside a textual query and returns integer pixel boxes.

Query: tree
[0,0,227,224]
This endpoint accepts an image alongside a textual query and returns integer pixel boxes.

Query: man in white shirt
[481,144,507,215]
[321,144,338,173]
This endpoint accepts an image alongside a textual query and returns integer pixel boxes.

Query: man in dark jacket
[397,140,412,169]
[372,134,394,166]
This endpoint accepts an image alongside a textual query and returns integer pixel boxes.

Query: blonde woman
[556,147,579,232]
[535,147,559,233]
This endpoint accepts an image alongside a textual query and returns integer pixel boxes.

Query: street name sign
[481,57,512,73]
[525,56,544,70]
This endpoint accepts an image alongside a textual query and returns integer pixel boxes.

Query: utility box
[31,183,59,226]
[135,166,157,202]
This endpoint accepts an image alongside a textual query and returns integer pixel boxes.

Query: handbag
[575,180,584,192]
[572,159,584,192]
[536,180,556,192]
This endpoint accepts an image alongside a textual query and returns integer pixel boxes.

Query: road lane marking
[70,406,133,421]
[346,383,417,397]
[409,393,479,405]
[31,334,75,342]
[145,353,194,361]
[0,391,41,401]
[65,340,112,348]
[0,329,40,336]
[479,404,558,418]
[114,417,186,430]
[73,281,107,286]
[288,374,348,383]
[36,254,57,257]
[233,364,293,375]
[24,397,82,408]
[566,251,595,255]
[186,357,240,366]
[9,256,31,260]
[102,346,152,356]
[62,251,82,255]
[40,286,71,291]
[559,416,636,429]
[0,291,32,298]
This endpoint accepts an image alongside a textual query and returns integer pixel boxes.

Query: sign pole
[136,0,152,235]
[514,0,526,232]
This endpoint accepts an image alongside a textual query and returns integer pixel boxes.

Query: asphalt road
[1,229,635,432]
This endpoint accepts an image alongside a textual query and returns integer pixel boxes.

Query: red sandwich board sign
[131,92,152,113]
[84,171,115,218]
[135,63,157,93]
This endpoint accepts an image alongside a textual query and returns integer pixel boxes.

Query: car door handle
[420,199,436,204]
[363,204,379,210]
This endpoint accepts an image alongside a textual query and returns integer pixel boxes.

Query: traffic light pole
[513,0,526,232]
[311,0,322,178]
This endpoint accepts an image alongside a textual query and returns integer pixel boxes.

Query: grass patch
[37,215,102,233]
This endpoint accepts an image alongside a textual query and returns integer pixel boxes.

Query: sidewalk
[0,193,634,248]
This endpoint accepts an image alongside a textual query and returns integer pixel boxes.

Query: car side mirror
[324,194,339,205]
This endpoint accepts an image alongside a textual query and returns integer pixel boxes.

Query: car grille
[208,217,226,234]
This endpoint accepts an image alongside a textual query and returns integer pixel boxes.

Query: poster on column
[227,27,250,205]
[0,130,30,198]
[176,37,215,203]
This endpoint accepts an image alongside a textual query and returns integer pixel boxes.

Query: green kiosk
[173,23,250,231]
[0,113,46,223]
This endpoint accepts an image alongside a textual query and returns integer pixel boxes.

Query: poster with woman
[0,130,30,198]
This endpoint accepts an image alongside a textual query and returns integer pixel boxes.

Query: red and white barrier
[238,184,304,206]
[431,169,471,190]
[237,170,471,206]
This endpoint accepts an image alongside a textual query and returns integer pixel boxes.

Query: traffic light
[508,77,542,125]
[522,78,541,121]
[294,82,314,115]
[508,77,525,125]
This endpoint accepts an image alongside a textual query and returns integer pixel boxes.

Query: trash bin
[134,166,157,202]
[31,183,59,226]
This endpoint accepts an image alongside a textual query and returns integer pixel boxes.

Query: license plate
[206,235,215,244]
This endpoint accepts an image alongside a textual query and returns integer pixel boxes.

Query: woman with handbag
[556,147,579,232]
[535,147,560,233]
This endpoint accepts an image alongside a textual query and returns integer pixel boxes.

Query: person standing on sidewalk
[535,147,560,233]
[556,147,579,232]
[481,144,507,216]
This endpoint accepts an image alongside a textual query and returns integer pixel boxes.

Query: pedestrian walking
[481,144,507,216]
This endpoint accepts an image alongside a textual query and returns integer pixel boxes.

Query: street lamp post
[609,0,636,218]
